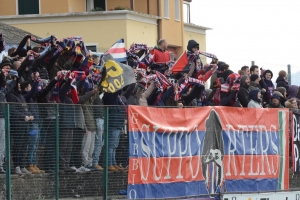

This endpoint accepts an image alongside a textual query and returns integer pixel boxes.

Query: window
[175,0,180,21]
[183,2,190,23]
[93,0,106,11]
[18,0,39,15]
[86,0,94,11]
[164,0,169,18]
[86,45,97,52]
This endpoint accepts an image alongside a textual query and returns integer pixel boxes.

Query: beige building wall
[40,0,69,14]
[107,0,131,10]
[68,0,86,13]
[149,0,158,16]
[134,0,148,14]
[184,30,207,64]
[159,0,184,50]
[126,20,158,48]
[11,20,127,52]
[0,0,16,16]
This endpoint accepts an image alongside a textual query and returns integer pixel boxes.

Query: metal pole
[287,64,291,85]
[251,61,255,66]
[5,104,11,200]
[103,106,109,200]
[55,104,59,200]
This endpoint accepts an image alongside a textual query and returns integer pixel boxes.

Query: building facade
[0,0,210,61]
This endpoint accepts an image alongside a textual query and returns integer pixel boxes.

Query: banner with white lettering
[293,112,300,174]
[127,106,289,199]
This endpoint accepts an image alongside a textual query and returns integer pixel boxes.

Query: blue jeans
[92,118,104,166]
[108,129,121,166]
[27,123,40,165]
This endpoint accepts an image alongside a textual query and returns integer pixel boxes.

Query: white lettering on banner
[176,128,189,179]
[248,125,259,176]
[294,114,300,172]
[226,124,237,176]
[189,125,202,179]
[225,124,279,177]
[131,113,138,125]
[270,128,279,175]
[130,121,280,182]
[164,128,177,180]
[129,189,137,199]
[238,125,246,176]
[259,125,270,175]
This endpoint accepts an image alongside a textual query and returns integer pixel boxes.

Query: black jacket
[238,84,250,107]
[7,91,32,126]
[220,90,237,106]
[276,77,289,94]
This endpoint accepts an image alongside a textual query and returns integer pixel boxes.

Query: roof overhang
[0,10,161,26]
[184,23,212,35]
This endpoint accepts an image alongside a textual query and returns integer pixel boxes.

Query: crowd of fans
[0,32,297,175]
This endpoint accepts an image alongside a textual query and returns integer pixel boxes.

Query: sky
[190,0,300,84]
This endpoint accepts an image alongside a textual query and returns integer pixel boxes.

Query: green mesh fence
[2,103,130,200]
[0,103,297,200]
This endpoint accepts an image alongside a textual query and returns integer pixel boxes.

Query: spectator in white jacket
[248,89,262,108]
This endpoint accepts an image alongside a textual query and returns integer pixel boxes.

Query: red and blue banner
[127,106,289,199]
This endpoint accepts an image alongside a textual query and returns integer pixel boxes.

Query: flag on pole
[171,51,189,74]
[105,39,127,63]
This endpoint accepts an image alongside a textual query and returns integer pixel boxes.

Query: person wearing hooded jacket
[20,75,46,174]
[262,69,275,106]
[276,70,289,95]
[288,85,299,99]
[266,93,284,108]
[238,75,251,107]
[0,59,16,174]
[186,40,201,78]
[7,78,34,175]
[248,89,262,108]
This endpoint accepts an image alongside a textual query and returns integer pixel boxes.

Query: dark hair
[8,47,16,56]
[20,81,30,91]
[220,64,229,71]
[250,65,258,73]
[241,66,249,71]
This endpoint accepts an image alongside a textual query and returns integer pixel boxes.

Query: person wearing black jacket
[0,60,16,174]
[238,75,251,107]
[250,65,267,91]
[7,80,34,175]
[276,70,289,95]
[58,76,98,173]
[20,77,45,174]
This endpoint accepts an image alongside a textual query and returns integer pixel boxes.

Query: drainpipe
[157,0,161,41]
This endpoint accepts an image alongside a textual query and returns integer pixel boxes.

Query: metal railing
[1,103,129,200]
[0,103,297,200]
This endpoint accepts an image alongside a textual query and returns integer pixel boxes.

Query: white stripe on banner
[111,52,127,59]
[279,110,286,190]
[111,42,125,49]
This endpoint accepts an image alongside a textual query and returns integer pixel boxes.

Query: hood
[187,40,199,52]
[288,85,298,99]
[285,101,294,109]
[263,69,273,79]
[249,89,260,102]
[273,91,283,97]
[276,76,286,83]
[241,75,249,85]
[217,61,226,71]
[274,87,286,96]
